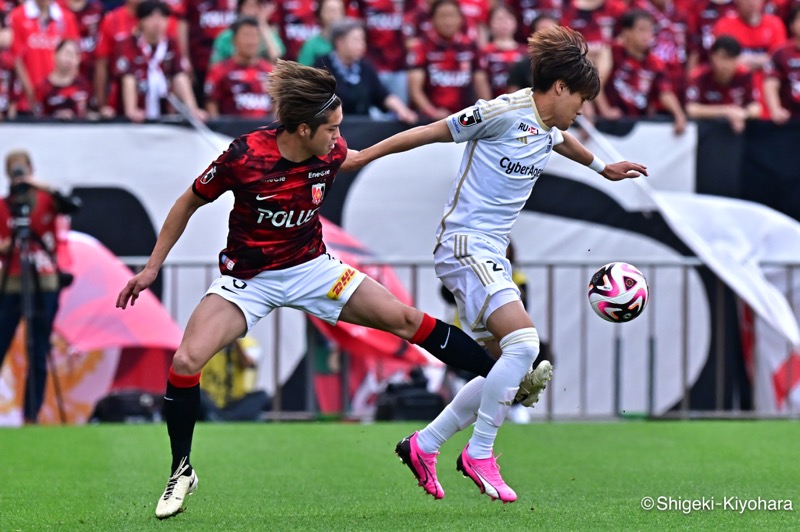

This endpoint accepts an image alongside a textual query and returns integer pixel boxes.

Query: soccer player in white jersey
[350,26,647,502]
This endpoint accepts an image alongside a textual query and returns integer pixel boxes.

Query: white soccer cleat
[155,459,199,519]
[514,361,554,408]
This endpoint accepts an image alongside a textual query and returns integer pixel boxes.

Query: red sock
[410,313,437,344]
[169,366,201,388]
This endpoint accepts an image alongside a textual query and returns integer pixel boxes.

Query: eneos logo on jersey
[327,267,357,300]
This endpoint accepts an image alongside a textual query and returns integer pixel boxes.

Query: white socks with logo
[468,328,539,459]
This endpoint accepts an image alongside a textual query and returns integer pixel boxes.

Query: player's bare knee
[172,348,204,375]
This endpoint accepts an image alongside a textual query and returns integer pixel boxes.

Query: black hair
[619,9,654,31]
[711,35,742,57]
[136,0,171,20]
[231,16,259,37]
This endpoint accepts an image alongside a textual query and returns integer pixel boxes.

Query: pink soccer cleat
[456,445,517,503]
[395,432,445,499]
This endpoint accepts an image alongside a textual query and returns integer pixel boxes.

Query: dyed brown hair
[528,26,600,100]
[269,60,342,134]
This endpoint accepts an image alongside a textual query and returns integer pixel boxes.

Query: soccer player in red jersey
[595,9,688,133]
[36,39,90,118]
[114,0,201,122]
[686,35,761,132]
[764,5,800,122]
[204,16,273,118]
[9,0,80,113]
[117,60,542,519]
[62,0,104,87]
[407,0,491,119]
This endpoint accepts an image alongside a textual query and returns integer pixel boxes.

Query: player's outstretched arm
[343,120,454,171]
[116,187,208,309]
[554,131,648,181]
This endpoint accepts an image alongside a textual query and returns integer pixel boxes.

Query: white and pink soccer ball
[587,262,649,323]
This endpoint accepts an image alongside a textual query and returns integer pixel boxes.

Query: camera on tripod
[8,167,33,236]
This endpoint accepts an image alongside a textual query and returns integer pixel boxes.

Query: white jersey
[437,89,565,252]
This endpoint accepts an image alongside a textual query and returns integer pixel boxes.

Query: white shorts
[205,253,367,330]
[435,234,521,341]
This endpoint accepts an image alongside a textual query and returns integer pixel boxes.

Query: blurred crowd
[0,0,798,130]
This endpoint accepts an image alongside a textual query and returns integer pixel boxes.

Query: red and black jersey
[112,35,188,112]
[560,0,626,48]
[634,0,689,101]
[273,0,319,61]
[402,5,430,43]
[67,0,105,82]
[481,42,528,97]
[0,50,14,115]
[765,42,800,117]
[686,64,756,106]
[713,13,787,55]
[508,0,564,42]
[95,5,178,60]
[408,30,483,113]
[690,0,736,58]
[192,126,348,277]
[349,0,410,72]
[604,44,673,116]
[184,0,237,74]
[36,75,91,117]
[204,58,273,117]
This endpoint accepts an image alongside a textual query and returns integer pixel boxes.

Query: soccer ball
[587,262,649,323]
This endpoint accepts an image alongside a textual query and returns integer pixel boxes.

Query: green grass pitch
[2,421,798,530]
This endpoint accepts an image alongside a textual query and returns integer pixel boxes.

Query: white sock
[417,376,484,454]
[468,328,539,459]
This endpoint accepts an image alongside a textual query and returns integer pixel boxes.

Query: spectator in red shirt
[0,0,13,49]
[764,5,800,122]
[63,0,104,88]
[713,0,787,72]
[507,13,559,92]
[690,0,738,70]
[686,35,761,131]
[508,0,564,43]
[481,4,527,97]
[595,9,688,132]
[561,0,627,99]
[180,0,237,100]
[0,49,14,119]
[204,16,273,118]
[273,0,319,61]
[9,0,80,113]
[403,0,433,51]
[115,0,202,122]
[349,0,411,104]
[36,38,90,118]
[635,0,690,102]
[94,0,180,117]
[407,0,490,119]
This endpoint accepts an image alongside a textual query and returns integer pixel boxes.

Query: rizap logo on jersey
[308,169,331,179]
[327,267,357,300]
[518,122,538,134]
[499,157,543,179]
[256,208,318,227]
[200,166,216,184]
[458,108,482,127]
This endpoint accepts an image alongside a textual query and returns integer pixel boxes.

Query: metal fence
[122,257,800,420]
